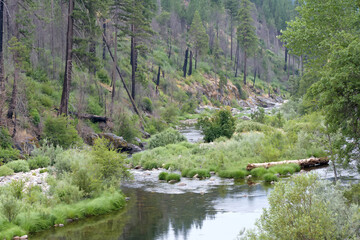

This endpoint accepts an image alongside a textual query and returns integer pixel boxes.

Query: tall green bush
[197,108,236,142]
[43,116,82,148]
[148,128,187,149]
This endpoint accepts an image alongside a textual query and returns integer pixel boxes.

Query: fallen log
[246,157,329,171]
[77,113,107,123]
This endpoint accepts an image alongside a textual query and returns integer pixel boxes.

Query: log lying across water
[246,157,329,171]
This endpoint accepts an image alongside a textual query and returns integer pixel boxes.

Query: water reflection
[31,184,270,240]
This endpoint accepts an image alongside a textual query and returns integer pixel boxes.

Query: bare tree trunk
[230,21,233,61]
[167,29,172,59]
[183,48,188,78]
[0,0,4,124]
[51,0,56,80]
[235,41,240,78]
[102,20,106,60]
[110,28,117,118]
[195,50,198,70]
[7,60,18,119]
[284,47,288,71]
[130,24,136,100]
[59,0,74,116]
[243,51,247,85]
[188,50,193,76]
[103,35,144,126]
[326,125,338,181]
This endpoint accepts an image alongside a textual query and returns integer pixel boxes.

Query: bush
[197,108,236,142]
[53,180,83,204]
[31,140,64,166]
[0,127,12,149]
[115,113,140,142]
[244,174,359,239]
[158,172,168,180]
[251,107,265,123]
[236,121,274,133]
[0,148,20,164]
[141,97,153,113]
[97,68,110,84]
[5,160,30,173]
[0,166,14,177]
[29,109,40,125]
[43,116,82,149]
[161,104,180,124]
[263,173,278,182]
[148,128,187,149]
[268,164,300,175]
[28,155,50,170]
[0,196,21,222]
[218,170,246,179]
[166,173,180,182]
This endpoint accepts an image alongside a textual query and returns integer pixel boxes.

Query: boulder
[15,137,39,155]
[99,133,128,149]
[256,96,276,108]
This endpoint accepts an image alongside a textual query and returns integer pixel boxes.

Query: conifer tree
[189,10,209,70]
[225,0,240,61]
[112,0,155,100]
[237,0,258,85]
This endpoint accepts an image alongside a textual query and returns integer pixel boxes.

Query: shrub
[166,173,180,182]
[115,113,140,142]
[263,173,278,182]
[29,109,40,125]
[0,166,14,177]
[268,164,300,175]
[161,104,180,124]
[0,196,21,222]
[344,182,360,205]
[0,127,12,149]
[87,96,103,116]
[5,160,30,173]
[0,148,20,164]
[158,172,168,180]
[39,94,53,107]
[197,108,236,142]
[236,121,274,133]
[97,68,110,84]
[244,174,359,239]
[43,116,82,149]
[251,107,265,123]
[141,97,153,113]
[8,180,25,199]
[218,170,246,179]
[28,155,50,170]
[148,128,187,149]
[31,140,64,166]
[53,180,83,204]
[250,167,268,178]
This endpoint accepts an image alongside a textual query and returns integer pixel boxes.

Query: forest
[0,0,359,239]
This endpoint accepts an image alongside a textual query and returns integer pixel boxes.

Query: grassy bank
[0,192,126,240]
[0,138,130,240]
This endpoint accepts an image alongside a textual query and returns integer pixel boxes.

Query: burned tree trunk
[59,0,74,116]
[156,66,161,95]
[183,48,188,78]
[188,50,193,76]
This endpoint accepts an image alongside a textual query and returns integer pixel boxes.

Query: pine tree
[112,0,155,100]
[189,10,209,70]
[237,0,258,85]
[225,0,240,61]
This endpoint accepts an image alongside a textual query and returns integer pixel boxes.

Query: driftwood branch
[77,113,107,123]
[246,157,329,171]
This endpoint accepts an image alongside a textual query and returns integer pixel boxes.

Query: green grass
[183,169,210,179]
[218,170,246,179]
[263,173,278,182]
[165,173,181,182]
[268,164,301,175]
[9,191,126,236]
[0,220,26,240]
[159,172,168,180]
[250,167,268,177]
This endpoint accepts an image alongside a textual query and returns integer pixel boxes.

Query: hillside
[0,0,299,148]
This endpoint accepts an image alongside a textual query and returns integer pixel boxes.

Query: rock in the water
[168,180,178,184]
[19,235,28,239]
[59,224,64,227]
[240,116,251,121]
[178,183,187,186]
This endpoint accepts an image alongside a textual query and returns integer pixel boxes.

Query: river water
[30,164,359,240]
